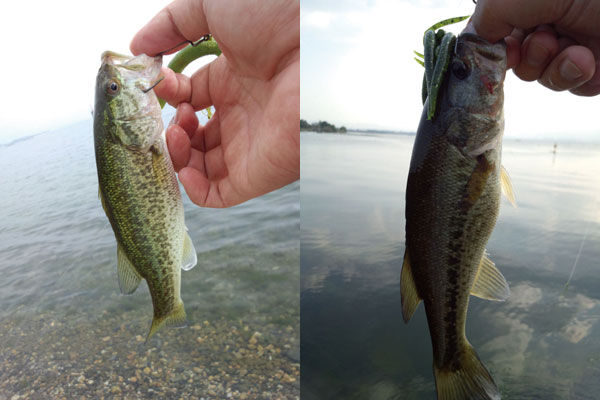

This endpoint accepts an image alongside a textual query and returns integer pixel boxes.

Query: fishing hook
[454,34,460,55]
[141,76,165,93]
[157,34,213,56]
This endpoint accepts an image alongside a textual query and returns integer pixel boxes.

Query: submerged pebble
[0,311,299,399]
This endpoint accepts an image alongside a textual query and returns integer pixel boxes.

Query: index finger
[130,0,209,56]
[471,0,573,43]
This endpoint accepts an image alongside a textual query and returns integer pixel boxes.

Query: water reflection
[0,121,300,398]
[301,131,600,399]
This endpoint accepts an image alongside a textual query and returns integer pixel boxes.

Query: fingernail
[527,42,550,67]
[560,58,583,81]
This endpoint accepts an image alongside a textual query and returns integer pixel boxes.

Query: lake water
[0,116,299,399]
[301,131,600,400]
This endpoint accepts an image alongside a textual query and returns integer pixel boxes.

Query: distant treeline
[300,119,347,133]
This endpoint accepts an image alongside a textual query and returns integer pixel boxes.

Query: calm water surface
[301,131,600,400]
[0,118,299,399]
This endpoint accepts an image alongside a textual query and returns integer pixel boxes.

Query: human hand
[130,0,299,208]
[469,0,600,96]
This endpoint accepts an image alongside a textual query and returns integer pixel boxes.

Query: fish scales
[94,52,197,342]
[407,124,501,366]
[96,138,184,309]
[402,33,510,400]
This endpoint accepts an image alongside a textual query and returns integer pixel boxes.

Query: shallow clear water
[0,118,299,399]
[301,131,600,400]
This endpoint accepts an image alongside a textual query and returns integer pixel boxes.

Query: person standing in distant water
[468,0,600,97]
[130,0,300,208]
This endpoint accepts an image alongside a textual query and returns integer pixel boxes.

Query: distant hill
[350,128,414,136]
[300,119,346,133]
[300,119,415,136]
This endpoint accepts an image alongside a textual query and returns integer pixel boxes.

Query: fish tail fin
[433,342,500,400]
[145,300,188,343]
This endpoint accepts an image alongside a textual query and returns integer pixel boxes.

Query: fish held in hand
[402,33,514,400]
[93,51,197,342]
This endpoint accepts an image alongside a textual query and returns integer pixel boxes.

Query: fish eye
[451,61,470,80]
[106,80,120,94]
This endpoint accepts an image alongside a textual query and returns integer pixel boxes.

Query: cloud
[0,0,182,142]
[301,0,600,139]
[302,11,335,29]
[301,0,474,131]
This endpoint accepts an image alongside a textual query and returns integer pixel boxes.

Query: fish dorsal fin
[401,249,422,322]
[471,252,510,301]
[117,244,142,295]
[501,166,517,207]
[181,231,197,271]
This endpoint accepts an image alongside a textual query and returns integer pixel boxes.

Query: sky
[0,0,213,144]
[1,0,598,144]
[301,0,600,141]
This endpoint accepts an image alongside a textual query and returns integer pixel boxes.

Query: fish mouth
[457,33,506,62]
[101,51,161,71]
[100,51,163,90]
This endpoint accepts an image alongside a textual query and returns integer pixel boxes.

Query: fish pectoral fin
[117,244,142,295]
[181,231,197,271]
[400,249,422,323]
[150,140,163,155]
[501,165,517,207]
[146,300,187,343]
[471,252,510,301]
[434,341,500,400]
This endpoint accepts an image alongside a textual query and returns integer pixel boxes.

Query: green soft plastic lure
[158,35,222,109]
[414,15,469,120]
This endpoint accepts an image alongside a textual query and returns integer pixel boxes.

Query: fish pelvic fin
[500,166,516,207]
[471,252,510,301]
[181,230,197,271]
[145,300,188,344]
[401,249,422,323]
[434,342,501,400]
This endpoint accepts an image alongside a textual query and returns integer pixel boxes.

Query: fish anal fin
[117,244,142,295]
[471,252,510,301]
[181,231,197,271]
[501,166,517,207]
[146,300,187,343]
[99,187,108,214]
[401,249,422,323]
[434,342,501,400]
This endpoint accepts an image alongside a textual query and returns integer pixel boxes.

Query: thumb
[130,0,209,56]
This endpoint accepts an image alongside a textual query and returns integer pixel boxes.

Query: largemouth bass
[402,33,514,400]
[93,51,197,342]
